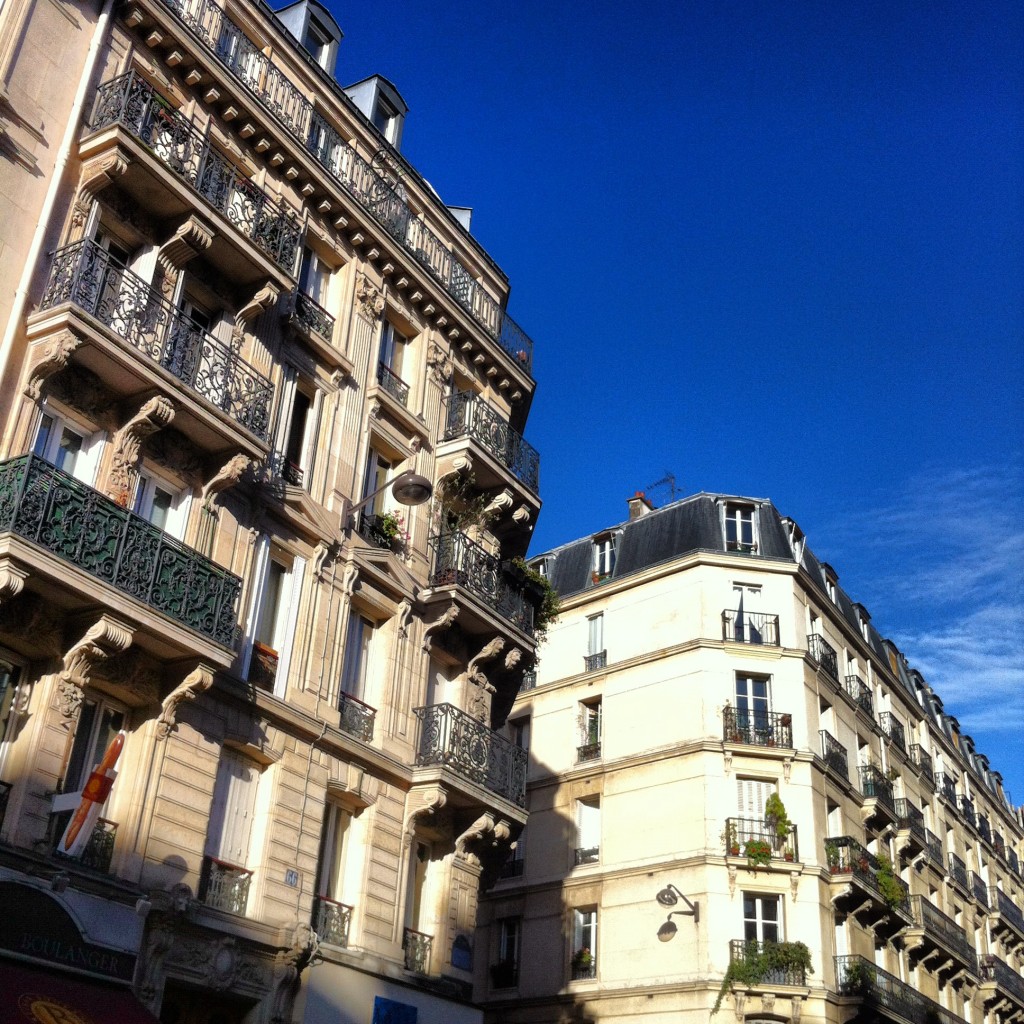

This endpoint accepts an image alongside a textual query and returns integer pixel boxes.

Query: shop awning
[0,958,160,1024]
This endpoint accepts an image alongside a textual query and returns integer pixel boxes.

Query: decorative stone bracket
[58,615,136,719]
[24,329,83,400]
[107,396,176,506]
[157,663,214,739]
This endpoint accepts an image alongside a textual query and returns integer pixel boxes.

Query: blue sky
[327,3,1024,800]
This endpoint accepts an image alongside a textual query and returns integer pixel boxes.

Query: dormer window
[724,503,756,554]
[372,96,398,140]
[592,535,616,583]
[303,17,331,66]
[531,557,550,579]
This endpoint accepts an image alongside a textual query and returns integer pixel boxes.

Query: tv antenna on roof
[646,472,679,507]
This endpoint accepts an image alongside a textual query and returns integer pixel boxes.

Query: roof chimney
[627,491,653,521]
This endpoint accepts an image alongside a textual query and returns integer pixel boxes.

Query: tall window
[133,469,189,538]
[731,583,765,643]
[725,503,755,553]
[340,614,373,701]
[575,797,600,864]
[572,908,597,978]
[362,449,392,518]
[298,247,330,306]
[494,916,521,985]
[379,321,406,375]
[0,657,22,760]
[64,697,125,796]
[578,699,602,762]
[736,778,775,823]
[247,547,305,695]
[592,536,615,579]
[314,802,361,945]
[509,716,530,752]
[277,371,318,488]
[33,411,102,485]
[735,674,770,738]
[203,749,260,914]
[587,614,604,656]
[743,892,781,943]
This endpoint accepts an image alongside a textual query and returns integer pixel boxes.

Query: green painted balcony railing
[0,456,241,647]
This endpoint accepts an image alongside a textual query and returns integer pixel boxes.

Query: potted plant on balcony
[825,841,842,873]
[722,821,740,857]
[875,852,905,910]
[764,793,792,848]
[507,557,560,644]
[744,838,773,868]
[713,941,813,1014]
[571,946,594,977]
[839,957,875,995]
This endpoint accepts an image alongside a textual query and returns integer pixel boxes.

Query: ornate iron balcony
[91,71,302,274]
[583,651,607,672]
[979,954,1024,1006]
[429,532,535,635]
[825,835,910,914]
[978,814,992,845]
[358,512,405,552]
[377,362,410,406]
[990,887,1024,938]
[909,896,978,972]
[576,742,601,764]
[574,846,599,866]
[403,928,432,973]
[894,799,927,849]
[728,940,808,986]
[835,955,968,1024]
[959,795,976,828]
[724,817,798,862]
[443,391,540,493]
[923,828,944,870]
[200,856,252,915]
[806,633,838,677]
[878,712,906,754]
[993,832,1007,860]
[314,896,352,946]
[723,707,793,748]
[819,730,849,780]
[971,871,990,908]
[292,290,335,341]
[858,765,895,813]
[41,240,274,440]
[947,852,970,892]
[157,0,536,371]
[413,703,527,807]
[0,456,241,646]
[721,608,780,645]
[338,691,375,742]
[934,772,959,804]
[570,955,596,981]
[844,674,874,716]
[910,744,934,786]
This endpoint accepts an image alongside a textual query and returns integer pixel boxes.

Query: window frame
[724,502,757,554]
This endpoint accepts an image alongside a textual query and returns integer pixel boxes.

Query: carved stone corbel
[484,489,514,519]
[783,756,793,783]
[61,615,136,690]
[723,749,733,776]
[504,648,521,671]
[157,214,214,273]
[467,637,504,685]
[422,604,458,653]
[727,864,737,898]
[235,281,280,330]
[355,273,385,322]
[455,812,495,866]
[24,329,83,399]
[426,340,452,385]
[512,504,532,525]
[107,396,176,505]
[341,564,359,597]
[0,557,29,606]
[731,990,746,1022]
[270,923,315,1024]
[202,453,251,502]
[397,598,413,639]
[157,664,214,739]
[78,148,131,203]
[404,785,447,844]
[790,870,800,902]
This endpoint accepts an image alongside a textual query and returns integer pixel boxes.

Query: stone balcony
[825,835,911,936]
[906,895,980,981]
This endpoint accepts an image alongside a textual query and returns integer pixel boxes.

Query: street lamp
[655,883,699,941]
[343,470,433,533]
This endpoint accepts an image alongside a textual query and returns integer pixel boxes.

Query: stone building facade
[477,492,1024,1024]
[0,0,541,1020]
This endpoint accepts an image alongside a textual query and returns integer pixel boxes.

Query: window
[592,536,616,579]
[725,503,756,553]
[501,827,525,879]
[585,613,606,670]
[377,321,410,405]
[302,15,332,67]
[730,583,771,643]
[509,717,530,752]
[314,802,362,945]
[361,449,392,518]
[298,247,330,307]
[33,411,103,485]
[274,368,319,489]
[571,908,597,979]
[133,469,189,538]
[492,917,520,987]
[245,544,306,696]
[63,697,125,797]
[743,892,781,943]
[736,778,775,823]
[203,749,259,913]
[340,614,374,702]
[578,699,602,762]
[372,96,398,141]
[575,797,600,865]
[735,674,770,740]
[0,657,21,759]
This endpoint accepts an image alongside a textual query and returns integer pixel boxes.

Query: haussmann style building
[0,0,544,1020]
[476,491,1024,1024]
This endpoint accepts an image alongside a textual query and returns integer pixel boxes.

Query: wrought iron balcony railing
[41,240,274,440]
[910,744,934,786]
[157,0,536,371]
[923,828,944,870]
[807,633,838,677]
[357,512,404,552]
[894,799,928,850]
[576,741,601,764]
[403,928,432,973]
[909,896,978,973]
[376,362,410,406]
[729,940,808,986]
[429,532,535,635]
[825,836,910,914]
[292,290,335,341]
[338,691,375,742]
[820,730,849,780]
[878,712,906,754]
[844,674,874,717]
[314,896,352,946]
[91,71,302,274]
[993,833,1007,860]
[489,958,519,989]
[990,887,1024,937]
[583,651,607,672]
[574,846,599,866]
[723,708,793,748]
[413,703,527,807]
[959,795,976,829]
[520,670,537,691]
[0,456,241,646]
[971,872,990,908]
[57,817,118,874]
[725,817,798,862]
[721,608,780,645]
[948,852,970,892]
[835,955,967,1024]
[443,391,540,493]
[200,855,252,914]
[570,956,597,980]
[934,772,958,804]
[979,954,1024,1005]
[858,765,895,814]
[978,814,992,845]
[0,780,10,833]
[499,857,524,879]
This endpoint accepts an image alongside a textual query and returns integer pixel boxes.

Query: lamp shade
[390,472,433,506]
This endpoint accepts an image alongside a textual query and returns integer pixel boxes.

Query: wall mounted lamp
[342,471,433,532]
[655,883,699,941]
